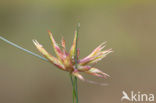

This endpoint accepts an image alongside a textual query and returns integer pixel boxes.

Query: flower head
[33,31,112,81]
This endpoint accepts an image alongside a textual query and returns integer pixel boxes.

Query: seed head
[33,31,112,81]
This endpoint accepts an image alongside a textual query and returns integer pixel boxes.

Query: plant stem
[74,77,78,103]
[0,36,48,61]
[70,74,75,103]
[73,23,80,103]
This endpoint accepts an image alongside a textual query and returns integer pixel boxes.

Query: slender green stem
[73,23,80,103]
[74,77,78,103]
[70,74,74,86]
[0,36,48,61]
[70,74,75,103]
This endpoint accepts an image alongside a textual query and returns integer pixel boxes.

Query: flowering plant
[33,31,112,81]
[0,24,112,103]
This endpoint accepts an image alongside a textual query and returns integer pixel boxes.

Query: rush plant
[0,23,112,103]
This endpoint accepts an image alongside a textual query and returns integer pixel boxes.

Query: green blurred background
[0,0,156,103]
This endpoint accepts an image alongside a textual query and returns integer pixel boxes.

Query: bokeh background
[0,0,156,103]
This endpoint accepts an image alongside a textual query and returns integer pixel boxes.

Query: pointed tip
[61,37,66,49]
[86,68,110,79]
[104,73,111,78]
[32,39,43,48]
[99,41,107,48]
[109,48,114,53]
[72,72,85,81]
[102,41,107,45]
[32,39,37,44]
[48,30,52,35]
[105,48,113,54]
[48,31,55,43]
[48,30,51,33]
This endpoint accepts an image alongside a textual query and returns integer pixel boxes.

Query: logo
[121,91,154,102]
